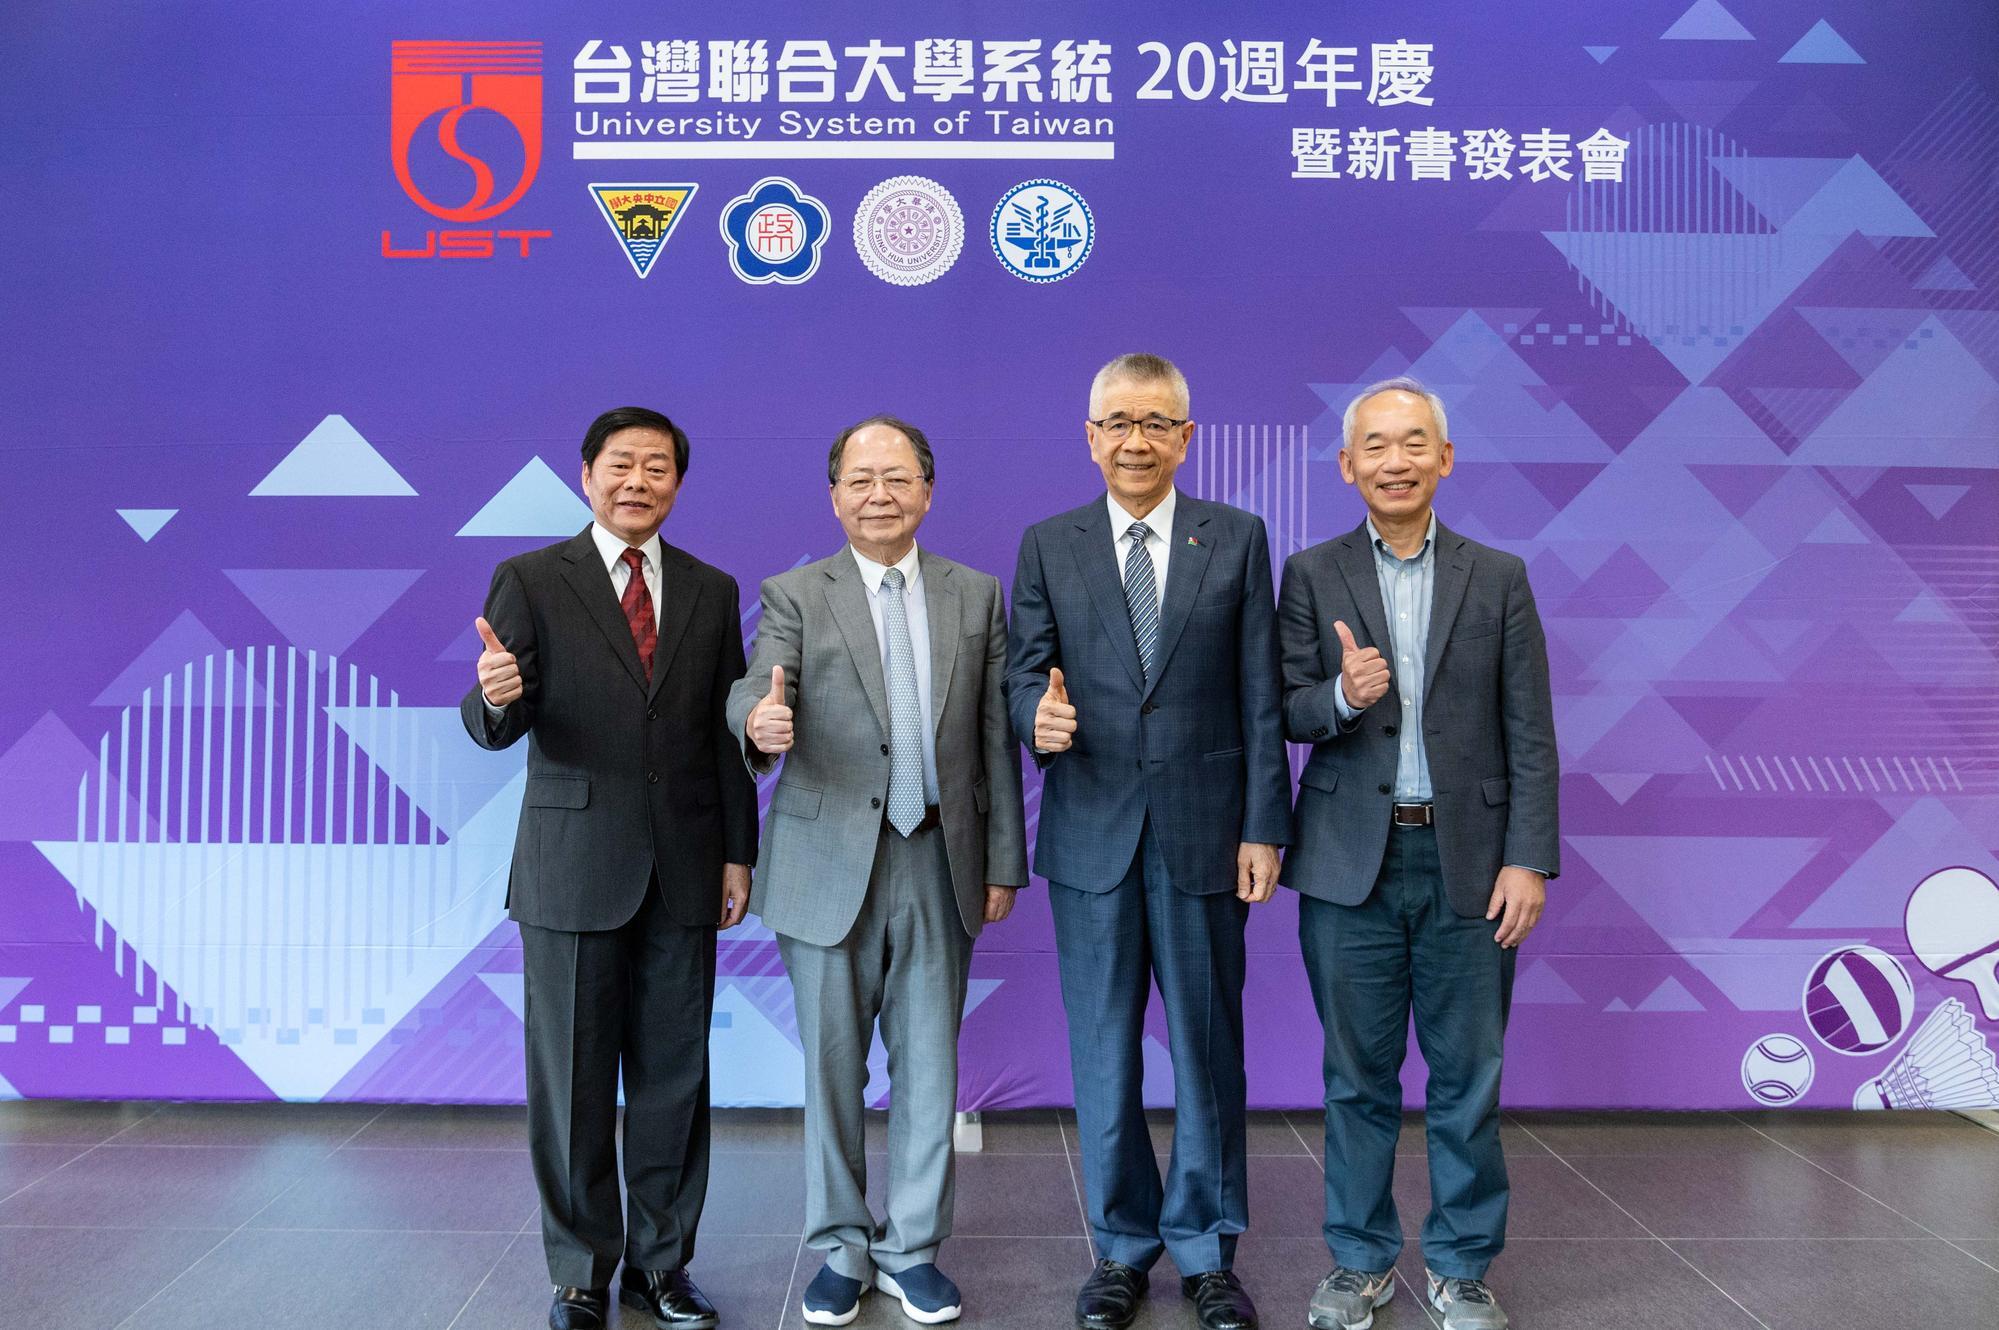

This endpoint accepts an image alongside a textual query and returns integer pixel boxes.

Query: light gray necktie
[1123,523,1159,685]
[880,567,924,836]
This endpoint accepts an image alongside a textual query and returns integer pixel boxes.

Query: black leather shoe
[1181,1270,1258,1330]
[1076,1258,1145,1330]
[548,1285,609,1330]
[619,1267,720,1329]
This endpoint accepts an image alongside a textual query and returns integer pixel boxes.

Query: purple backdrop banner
[2,1,1996,1111]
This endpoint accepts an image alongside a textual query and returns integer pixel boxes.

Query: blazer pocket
[525,775,589,809]
[1482,776,1510,806]
[1203,745,1245,760]
[1299,767,1340,793]
[1455,618,1502,641]
[772,782,822,820]
[973,777,991,813]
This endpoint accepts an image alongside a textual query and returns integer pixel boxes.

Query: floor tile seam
[441,1230,520,1330]
[0,1143,96,1208]
[1506,1115,1776,1330]
[1055,1110,1090,1248]
[1391,1265,1444,1329]
[1726,1110,1997,1271]
[776,1230,807,1330]
[1279,1110,1319,1157]
[94,1103,166,1145]
[107,1104,387,1329]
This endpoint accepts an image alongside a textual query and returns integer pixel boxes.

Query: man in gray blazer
[726,415,1028,1328]
[462,407,759,1330]
[1277,378,1558,1330]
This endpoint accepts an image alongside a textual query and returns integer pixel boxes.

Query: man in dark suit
[1005,354,1292,1330]
[727,415,1028,1327]
[461,407,758,1330]
[1277,378,1558,1330]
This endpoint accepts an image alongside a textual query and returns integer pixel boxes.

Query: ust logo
[383,40,551,259]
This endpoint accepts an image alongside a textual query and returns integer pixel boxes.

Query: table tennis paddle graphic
[1905,866,1999,1021]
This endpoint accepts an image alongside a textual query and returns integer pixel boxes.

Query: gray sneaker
[1424,1270,1507,1330]
[1307,1266,1394,1330]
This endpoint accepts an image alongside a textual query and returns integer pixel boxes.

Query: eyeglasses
[838,471,923,496]
[1089,415,1188,442]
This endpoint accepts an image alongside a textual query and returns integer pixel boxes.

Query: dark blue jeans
[1298,824,1515,1279]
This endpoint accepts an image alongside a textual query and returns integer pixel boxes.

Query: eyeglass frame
[1087,414,1191,442]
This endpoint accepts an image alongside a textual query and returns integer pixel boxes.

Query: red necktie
[620,546,657,682]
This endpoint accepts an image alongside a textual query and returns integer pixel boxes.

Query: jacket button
[880,744,890,756]
[1135,760,1144,770]
[1378,783,1391,795]
[648,771,660,785]
[647,707,658,720]
[1383,725,1397,737]
[870,796,881,809]
[1142,703,1157,715]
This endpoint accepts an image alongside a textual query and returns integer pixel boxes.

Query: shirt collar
[590,522,661,576]
[1107,488,1177,544]
[1366,512,1436,564]
[849,542,922,593]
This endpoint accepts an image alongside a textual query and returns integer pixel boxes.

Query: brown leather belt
[1390,802,1435,827]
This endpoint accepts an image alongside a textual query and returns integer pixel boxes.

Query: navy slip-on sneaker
[876,1263,962,1324]
[802,1264,867,1326]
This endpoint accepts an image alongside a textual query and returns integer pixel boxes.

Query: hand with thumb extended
[748,664,795,754]
[1035,665,1077,753]
[1334,619,1391,710]
[475,616,523,707]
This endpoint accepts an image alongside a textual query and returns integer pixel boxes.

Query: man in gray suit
[1277,378,1558,1330]
[726,415,1028,1327]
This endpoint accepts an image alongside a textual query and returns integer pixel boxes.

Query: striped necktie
[1124,522,1158,685]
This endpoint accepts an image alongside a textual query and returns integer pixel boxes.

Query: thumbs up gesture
[747,666,794,755]
[1334,620,1391,710]
[475,617,523,707]
[1034,666,1078,753]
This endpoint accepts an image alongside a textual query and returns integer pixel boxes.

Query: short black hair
[581,406,690,477]
[827,414,935,485]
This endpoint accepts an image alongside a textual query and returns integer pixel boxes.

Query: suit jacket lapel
[1146,495,1213,701]
[920,550,959,729]
[647,542,702,702]
[557,528,647,692]
[1333,523,1393,656]
[1423,523,1472,704]
[823,555,890,740]
[1071,501,1147,694]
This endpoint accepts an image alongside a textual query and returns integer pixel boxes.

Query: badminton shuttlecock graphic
[1905,866,1999,1019]
[1853,998,1999,1110]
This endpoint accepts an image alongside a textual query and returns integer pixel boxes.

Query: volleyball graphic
[1802,946,1915,1054]
[1741,1033,1815,1105]
[1854,999,1999,1110]
[1904,866,1999,1020]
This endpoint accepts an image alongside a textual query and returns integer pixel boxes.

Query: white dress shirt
[1107,487,1177,610]
[849,543,939,804]
[589,522,662,629]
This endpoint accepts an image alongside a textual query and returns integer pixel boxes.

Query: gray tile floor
[1,1102,1995,1329]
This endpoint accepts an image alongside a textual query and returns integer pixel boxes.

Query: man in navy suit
[1278,378,1558,1330]
[1005,354,1292,1330]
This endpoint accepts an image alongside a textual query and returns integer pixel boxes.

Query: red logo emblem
[390,40,543,222]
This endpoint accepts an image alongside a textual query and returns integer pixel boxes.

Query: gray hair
[1340,376,1450,450]
[1088,352,1190,419]
[828,414,935,484]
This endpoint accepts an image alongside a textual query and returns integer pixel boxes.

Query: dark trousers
[1298,824,1515,1280]
[1050,817,1250,1275]
[519,882,716,1289]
